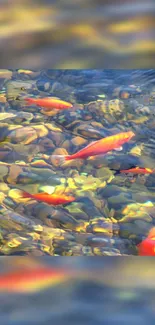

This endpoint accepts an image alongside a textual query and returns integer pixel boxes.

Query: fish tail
[20,191,33,199]
[64,155,73,161]
[24,98,34,105]
[51,154,71,165]
[19,97,35,106]
[15,97,34,106]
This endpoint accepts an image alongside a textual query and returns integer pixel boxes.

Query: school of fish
[2,94,154,256]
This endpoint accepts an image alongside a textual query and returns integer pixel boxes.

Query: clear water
[0,69,155,256]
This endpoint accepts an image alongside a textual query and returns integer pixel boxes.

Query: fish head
[65,102,73,109]
[64,195,75,203]
[116,131,135,148]
[124,131,135,142]
[145,168,153,174]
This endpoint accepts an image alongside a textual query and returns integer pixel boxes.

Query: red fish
[24,97,73,110]
[21,191,75,205]
[120,91,130,99]
[0,266,70,293]
[114,167,154,175]
[120,167,154,174]
[137,228,155,256]
[52,131,135,163]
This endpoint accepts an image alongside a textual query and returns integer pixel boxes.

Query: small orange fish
[120,91,130,99]
[0,266,70,293]
[120,167,154,175]
[137,228,155,256]
[21,191,75,205]
[52,131,135,163]
[24,97,73,110]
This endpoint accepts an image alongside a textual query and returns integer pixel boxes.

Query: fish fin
[51,154,71,165]
[114,146,123,151]
[88,153,106,160]
[147,227,155,239]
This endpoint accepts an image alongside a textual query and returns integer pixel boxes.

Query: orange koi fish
[52,131,135,163]
[120,91,130,99]
[0,266,70,293]
[137,228,155,256]
[120,167,154,174]
[21,191,75,205]
[23,97,73,110]
[112,166,154,175]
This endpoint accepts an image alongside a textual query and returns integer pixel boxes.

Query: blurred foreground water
[0,257,155,325]
[1,69,155,256]
[0,0,155,68]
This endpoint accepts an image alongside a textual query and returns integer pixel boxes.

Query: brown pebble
[50,148,68,167]
[61,140,71,151]
[7,165,23,184]
[72,136,87,146]
[0,95,7,103]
